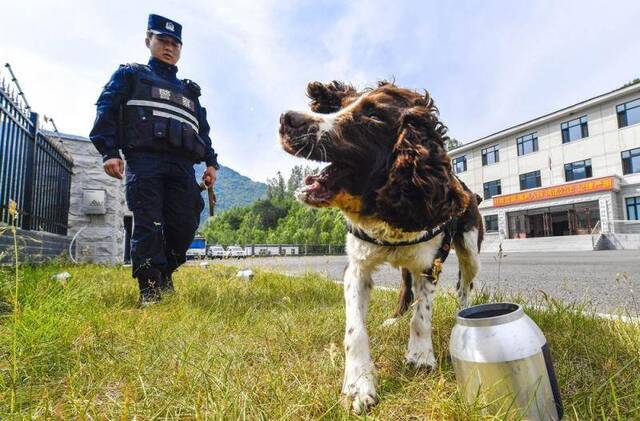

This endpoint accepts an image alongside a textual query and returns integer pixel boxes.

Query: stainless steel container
[449,303,563,420]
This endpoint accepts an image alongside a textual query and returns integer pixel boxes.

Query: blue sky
[3,0,640,181]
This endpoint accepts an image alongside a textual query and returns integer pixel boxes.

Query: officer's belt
[126,99,199,131]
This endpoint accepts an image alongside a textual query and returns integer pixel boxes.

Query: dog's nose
[282,111,309,129]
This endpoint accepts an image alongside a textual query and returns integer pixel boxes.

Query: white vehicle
[186,237,207,259]
[208,245,226,259]
[281,246,299,256]
[225,245,247,259]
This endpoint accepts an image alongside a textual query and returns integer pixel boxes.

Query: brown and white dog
[279,81,483,413]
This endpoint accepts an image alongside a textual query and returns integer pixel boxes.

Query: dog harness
[347,212,463,284]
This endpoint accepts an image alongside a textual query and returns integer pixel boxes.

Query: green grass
[1,263,639,419]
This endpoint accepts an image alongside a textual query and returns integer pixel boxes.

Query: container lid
[457,302,523,327]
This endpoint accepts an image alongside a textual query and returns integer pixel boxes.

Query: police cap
[147,14,182,44]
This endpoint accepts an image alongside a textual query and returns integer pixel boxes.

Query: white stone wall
[51,133,129,264]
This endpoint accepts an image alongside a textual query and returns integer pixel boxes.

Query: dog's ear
[374,101,468,231]
[307,81,357,113]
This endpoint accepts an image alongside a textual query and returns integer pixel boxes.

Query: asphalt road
[215,250,640,313]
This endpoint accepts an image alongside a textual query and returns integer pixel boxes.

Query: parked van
[186,237,207,259]
[207,245,226,259]
[225,245,247,259]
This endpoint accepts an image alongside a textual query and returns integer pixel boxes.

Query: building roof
[449,82,640,156]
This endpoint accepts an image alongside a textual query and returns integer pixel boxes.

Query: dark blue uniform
[89,57,219,284]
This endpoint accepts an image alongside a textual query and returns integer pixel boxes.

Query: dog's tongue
[301,173,333,199]
[302,179,318,190]
[303,174,318,186]
[302,179,325,195]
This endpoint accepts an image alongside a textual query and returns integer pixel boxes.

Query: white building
[449,83,640,251]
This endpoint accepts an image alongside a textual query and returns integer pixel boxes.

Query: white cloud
[3,0,640,182]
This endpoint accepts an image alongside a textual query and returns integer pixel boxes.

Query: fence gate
[0,68,73,236]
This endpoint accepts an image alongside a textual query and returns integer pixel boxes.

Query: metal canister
[449,303,563,420]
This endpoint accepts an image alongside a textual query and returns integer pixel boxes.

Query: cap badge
[165,22,175,31]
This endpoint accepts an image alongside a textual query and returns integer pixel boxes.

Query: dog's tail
[381,268,413,328]
[393,268,413,317]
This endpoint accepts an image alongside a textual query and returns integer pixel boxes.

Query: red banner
[492,176,615,207]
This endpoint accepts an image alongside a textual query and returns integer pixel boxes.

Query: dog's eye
[365,111,383,122]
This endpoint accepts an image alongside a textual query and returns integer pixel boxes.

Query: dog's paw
[351,391,379,414]
[405,349,437,371]
[342,390,379,414]
[342,374,379,414]
[381,317,398,328]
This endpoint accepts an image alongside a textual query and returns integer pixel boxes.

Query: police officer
[90,14,219,306]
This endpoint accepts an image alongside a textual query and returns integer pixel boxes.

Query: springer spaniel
[279,81,483,413]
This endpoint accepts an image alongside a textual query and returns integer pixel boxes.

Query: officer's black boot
[137,267,162,307]
[160,270,175,294]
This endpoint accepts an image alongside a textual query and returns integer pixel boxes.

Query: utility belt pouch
[153,119,167,140]
[192,134,207,161]
[168,119,183,149]
[182,125,206,161]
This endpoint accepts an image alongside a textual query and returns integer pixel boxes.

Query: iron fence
[0,79,73,235]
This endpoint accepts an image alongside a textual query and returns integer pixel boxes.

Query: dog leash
[199,182,217,217]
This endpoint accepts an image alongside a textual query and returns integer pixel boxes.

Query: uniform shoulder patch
[183,79,202,96]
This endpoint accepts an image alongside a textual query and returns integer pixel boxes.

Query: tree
[445,137,462,151]
[266,171,287,201]
[286,164,320,195]
[203,166,347,246]
[252,199,289,229]
[287,165,304,194]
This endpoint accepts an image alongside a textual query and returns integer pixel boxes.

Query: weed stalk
[8,200,19,413]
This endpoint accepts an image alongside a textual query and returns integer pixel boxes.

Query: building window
[627,196,640,220]
[482,145,499,166]
[483,180,502,199]
[561,116,588,143]
[519,170,542,190]
[484,214,498,232]
[617,98,640,128]
[564,159,592,182]
[517,133,538,156]
[453,156,467,174]
[622,147,640,175]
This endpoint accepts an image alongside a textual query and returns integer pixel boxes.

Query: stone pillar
[51,134,129,264]
[599,196,611,233]
[497,210,507,240]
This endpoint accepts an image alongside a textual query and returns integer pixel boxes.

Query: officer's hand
[103,158,124,180]
[203,166,217,188]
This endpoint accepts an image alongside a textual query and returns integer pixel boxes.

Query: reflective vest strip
[152,110,199,132]
[126,99,199,127]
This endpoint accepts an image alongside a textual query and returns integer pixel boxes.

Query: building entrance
[507,201,599,239]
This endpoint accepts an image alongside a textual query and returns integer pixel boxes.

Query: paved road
[215,251,640,313]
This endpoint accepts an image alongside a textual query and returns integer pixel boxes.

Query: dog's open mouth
[296,164,351,206]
